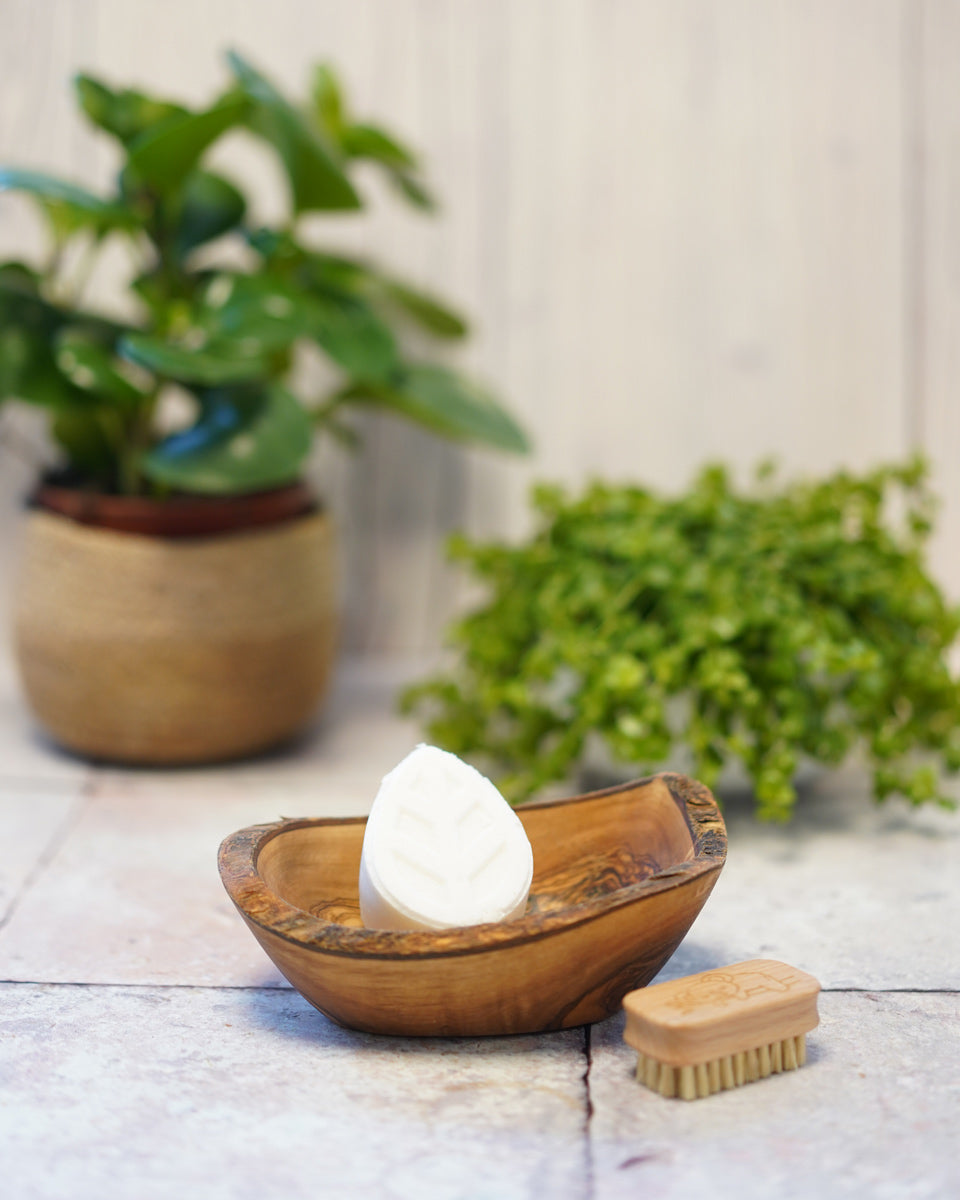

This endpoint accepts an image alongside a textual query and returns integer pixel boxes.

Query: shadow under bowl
[218,771,727,1037]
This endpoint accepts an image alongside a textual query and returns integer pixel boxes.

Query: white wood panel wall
[0,0,955,652]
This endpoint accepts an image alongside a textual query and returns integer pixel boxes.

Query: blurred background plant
[403,458,960,819]
[0,51,528,497]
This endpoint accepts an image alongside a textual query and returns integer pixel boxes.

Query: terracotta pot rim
[30,480,319,539]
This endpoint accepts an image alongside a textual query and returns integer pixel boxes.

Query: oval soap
[358,744,534,931]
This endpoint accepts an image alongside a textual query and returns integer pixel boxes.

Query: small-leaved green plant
[0,52,527,495]
[403,459,960,819]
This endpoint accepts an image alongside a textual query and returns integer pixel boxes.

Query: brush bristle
[634,1034,807,1100]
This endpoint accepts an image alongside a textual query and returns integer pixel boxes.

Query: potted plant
[0,52,528,764]
[403,461,960,819]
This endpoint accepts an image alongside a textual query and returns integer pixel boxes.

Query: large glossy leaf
[130,270,170,318]
[126,93,250,190]
[340,123,417,170]
[391,170,435,211]
[0,169,123,215]
[50,407,117,485]
[248,232,464,355]
[245,225,303,265]
[308,293,396,380]
[0,260,42,297]
[140,383,311,493]
[198,272,396,380]
[0,326,57,406]
[342,365,530,453]
[227,51,360,213]
[175,170,246,258]
[0,168,135,235]
[120,331,269,386]
[381,279,467,338]
[191,274,305,356]
[256,238,466,340]
[54,328,149,406]
[0,267,81,406]
[311,63,345,138]
[333,120,434,210]
[74,74,188,145]
[300,252,465,337]
[0,262,121,340]
[303,60,429,208]
[0,321,105,409]
[297,249,368,293]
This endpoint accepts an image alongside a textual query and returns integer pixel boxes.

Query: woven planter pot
[13,487,338,765]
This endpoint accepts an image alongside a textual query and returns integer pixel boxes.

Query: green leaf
[0,327,63,406]
[126,93,250,190]
[130,271,169,318]
[258,238,467,340]
[391,170,435,212]
[74,74,188,145]
[340,123,418,170]
[200,272,397,380]
[0,169,121,215]
[50,407,117,484]
[0,261,42,297]
[311,63,345,137]
[381,279,468,338]
[245,226,303,265]
[308,293,397,380]
[0,267,81,406]
[403,460,960,815]
[305,64,431,211]
[0,324,103,410]
[0,168,134,236]
[175,170,246,258]
[297,248,370,293]
[345,364,530,453]
[227,50,361,213]
[198,274,308,353]
[54,328,149,405]
[120,331,269,386]
[140,383,311,494]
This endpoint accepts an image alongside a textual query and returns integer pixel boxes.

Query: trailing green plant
[402,458,960,820]
[0,52,527,495]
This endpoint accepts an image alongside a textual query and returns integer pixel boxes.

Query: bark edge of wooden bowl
[218,771,727,1037]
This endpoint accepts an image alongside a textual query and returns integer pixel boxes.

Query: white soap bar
[358,744,534,931]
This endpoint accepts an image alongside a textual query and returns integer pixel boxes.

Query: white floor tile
[588,991,960,1200]
[1,983,588,1200]
[0,785,84,926]
[656,767,960,990]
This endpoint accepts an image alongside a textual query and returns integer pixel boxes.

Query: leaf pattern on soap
[382,795,513,913]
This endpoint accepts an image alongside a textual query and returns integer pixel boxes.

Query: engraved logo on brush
[668,968,791,1013]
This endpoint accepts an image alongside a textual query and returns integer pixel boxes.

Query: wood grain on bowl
[218,772,727,1037]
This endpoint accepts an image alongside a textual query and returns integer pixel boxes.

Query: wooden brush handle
[623,959,820,1067]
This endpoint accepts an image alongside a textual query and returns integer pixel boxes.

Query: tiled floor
[2,655,958,1200]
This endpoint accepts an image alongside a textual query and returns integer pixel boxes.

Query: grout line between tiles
[0,781,94,935]
[0,980,291,991]
[581,1023,596,1200]
[0,981,958,995]
[820,986,960,994]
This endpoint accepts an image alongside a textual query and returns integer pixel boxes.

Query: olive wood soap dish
[218,772,727,1037]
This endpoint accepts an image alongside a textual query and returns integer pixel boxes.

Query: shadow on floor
[227,983,588,1060]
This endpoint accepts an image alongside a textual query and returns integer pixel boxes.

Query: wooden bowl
[218,772,727,1037]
